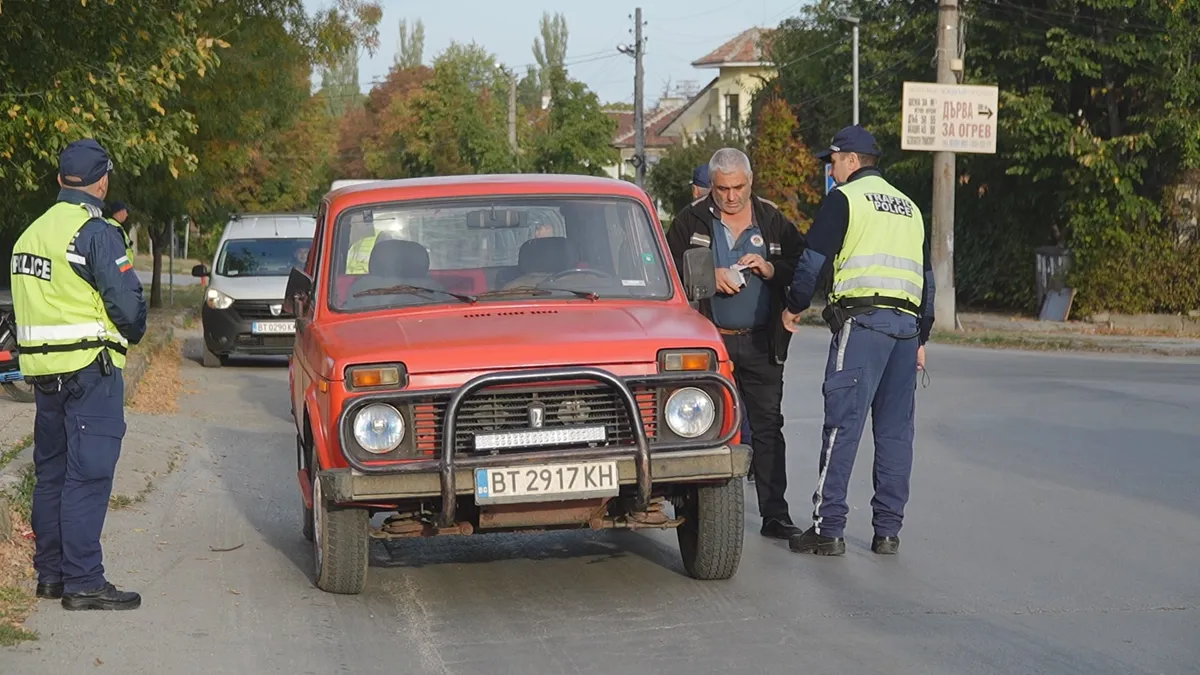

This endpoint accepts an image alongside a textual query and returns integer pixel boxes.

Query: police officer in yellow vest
[105,200,135,264]
[780,125,935,557]
[10,138,147,610]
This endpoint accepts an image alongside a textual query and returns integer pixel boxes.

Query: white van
[191,212,316,367]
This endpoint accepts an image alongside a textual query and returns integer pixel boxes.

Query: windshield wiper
[352,284,478,304]
[475,286,598,301]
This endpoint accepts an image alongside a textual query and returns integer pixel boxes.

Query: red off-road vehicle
[285,175,749,594]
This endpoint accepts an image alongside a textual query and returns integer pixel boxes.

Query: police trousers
[30,359,126,594]
[811,308,919,539]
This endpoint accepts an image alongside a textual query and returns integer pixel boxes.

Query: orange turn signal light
[350,367,401,388]
[659,350,715,372]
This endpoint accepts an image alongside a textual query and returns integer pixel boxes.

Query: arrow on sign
[978,105,994,119]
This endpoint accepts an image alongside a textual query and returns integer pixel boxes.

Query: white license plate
[475,460,620,504]
[251,320,294,334]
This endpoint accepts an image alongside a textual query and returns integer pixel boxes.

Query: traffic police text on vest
[781,124,936,558]
[9,137,147,611]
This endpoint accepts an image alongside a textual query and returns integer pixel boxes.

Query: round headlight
[664,387,715,439]
[352,403,405,454]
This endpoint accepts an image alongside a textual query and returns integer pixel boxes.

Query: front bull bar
[336,366,744,530]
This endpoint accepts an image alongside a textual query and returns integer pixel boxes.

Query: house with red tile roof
[602,27,778,182]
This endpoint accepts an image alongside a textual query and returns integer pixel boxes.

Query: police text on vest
[863,193,914,217]
[11,253,52,281]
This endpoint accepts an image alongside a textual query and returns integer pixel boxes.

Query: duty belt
[19,337,128,356]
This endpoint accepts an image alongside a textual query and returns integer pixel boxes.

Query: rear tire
[2,380,35,403]
[676,478,745,581]
[311,471,369,594]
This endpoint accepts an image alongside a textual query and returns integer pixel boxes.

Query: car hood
[314,302,722,378]
[208,274,291,301]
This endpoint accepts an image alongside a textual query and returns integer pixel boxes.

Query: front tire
[676,478,745,580]
[311,470,369,594]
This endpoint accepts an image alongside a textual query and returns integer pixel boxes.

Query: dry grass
[0,506,36,646]
[130,338,186,415]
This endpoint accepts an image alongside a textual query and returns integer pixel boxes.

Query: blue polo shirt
[710,215,771,330]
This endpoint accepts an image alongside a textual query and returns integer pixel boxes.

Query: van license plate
[252,321,294,334]
[474,461,620,505]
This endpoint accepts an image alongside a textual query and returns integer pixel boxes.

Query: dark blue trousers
[811,309,919,539]
[31,361,126,594]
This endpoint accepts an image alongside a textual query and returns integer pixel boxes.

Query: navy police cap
[692,163,710,188]
[59,138,113,187]
[815,125,882,162]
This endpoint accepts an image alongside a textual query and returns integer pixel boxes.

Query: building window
[724,93,740,129]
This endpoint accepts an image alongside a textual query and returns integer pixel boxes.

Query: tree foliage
[748,86,823,230]
[764,0,1200,315]
[395,18,426,69]
[528,68,618,176]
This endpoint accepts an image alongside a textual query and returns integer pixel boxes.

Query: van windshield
[327,196,673,311]
[217,238,312,277]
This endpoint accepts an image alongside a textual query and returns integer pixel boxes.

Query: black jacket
[665,193,806,365]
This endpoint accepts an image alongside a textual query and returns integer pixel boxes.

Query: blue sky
[302,0,809,106]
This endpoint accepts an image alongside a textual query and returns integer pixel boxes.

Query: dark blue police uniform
[783,126,936,557]
[23,139,146,609]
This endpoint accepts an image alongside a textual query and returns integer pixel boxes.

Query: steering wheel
[539,268,617,285]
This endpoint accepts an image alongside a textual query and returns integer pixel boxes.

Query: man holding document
[665,148,807,540]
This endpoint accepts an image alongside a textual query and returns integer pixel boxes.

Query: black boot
[36,582,64,599]
[872,535,900,554]
[788,526,846,556]
[61,583,141,611]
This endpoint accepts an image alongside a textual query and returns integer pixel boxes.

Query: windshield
[217,238,312,277]
[327,196,673,311]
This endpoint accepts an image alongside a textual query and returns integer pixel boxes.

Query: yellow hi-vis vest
[829,174,926,316]
[345,232,378,274]
[106,217,135,264]
[10,201,129,376]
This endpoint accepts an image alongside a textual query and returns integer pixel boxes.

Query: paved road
[6,329,1199,674]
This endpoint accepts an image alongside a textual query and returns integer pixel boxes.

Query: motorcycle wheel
[3,380,36,403]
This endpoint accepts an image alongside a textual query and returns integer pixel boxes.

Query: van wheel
[676,478,745,581]
[202,346,223,368]
[311,471,369,594]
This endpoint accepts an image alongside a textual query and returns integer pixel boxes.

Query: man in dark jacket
[665,148,807,540]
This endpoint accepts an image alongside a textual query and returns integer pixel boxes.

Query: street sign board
[900,82,999,154]
[824,164,836,195]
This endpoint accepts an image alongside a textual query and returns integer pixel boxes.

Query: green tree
[762,0,1200,315]
[395,18,425,69]
[398,42,514,175]
[528,68,617,176]
[0,0,224,243]
[123,0,382,307]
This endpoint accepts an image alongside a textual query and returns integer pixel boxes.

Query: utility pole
[508,72,518,171]
[619,8,647,186]
[841,16,860,125]
[932,0,961,329]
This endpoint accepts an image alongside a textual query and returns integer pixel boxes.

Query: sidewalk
[950,311,1200,356]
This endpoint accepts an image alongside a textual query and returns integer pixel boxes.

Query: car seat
[494,236,581,289]
[344,239,444,308]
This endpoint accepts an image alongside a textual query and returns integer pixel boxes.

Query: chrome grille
[409,384,659,456]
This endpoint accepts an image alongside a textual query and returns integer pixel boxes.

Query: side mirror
[283,266,313,316]
[191,263,209,278]
[681,248,716,302]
